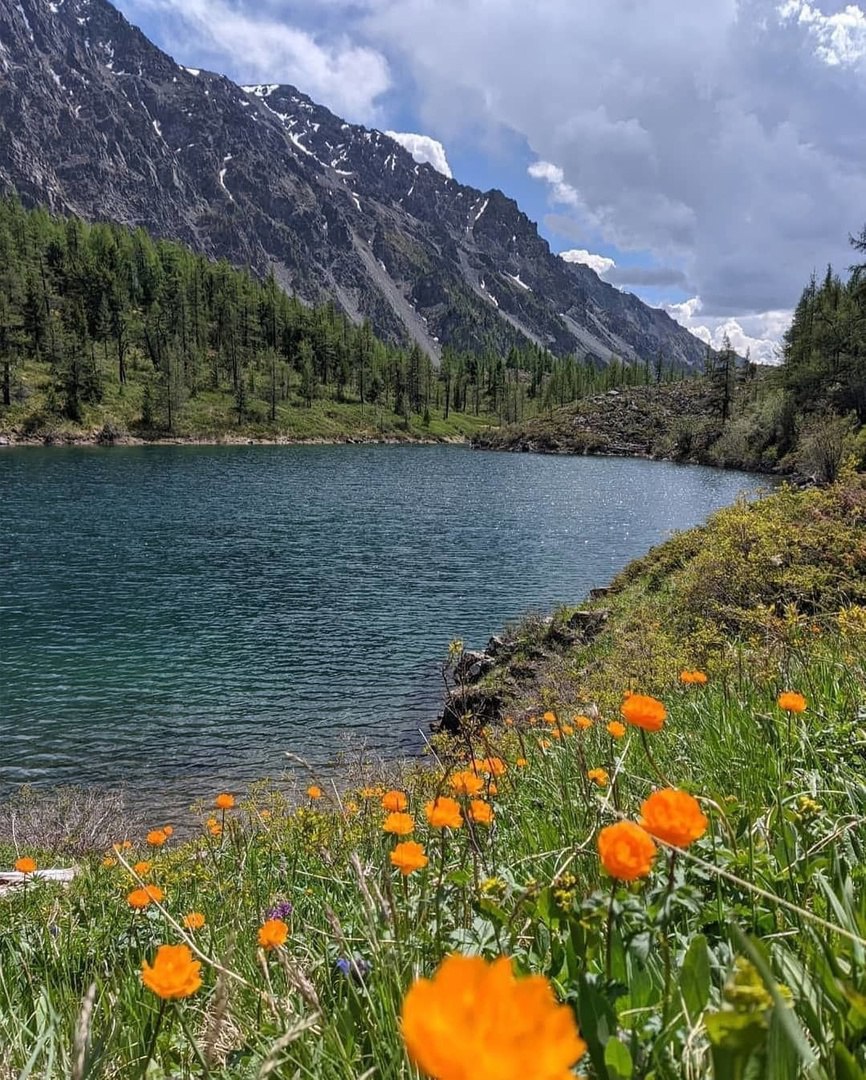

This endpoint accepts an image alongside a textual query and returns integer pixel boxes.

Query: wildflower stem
[605,883,616,981]
[639,729,672,788]
[176,1003,211,1076]
[139,1001,167,1080]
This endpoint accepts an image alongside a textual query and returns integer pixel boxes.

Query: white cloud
[362,0,866,317]
[662,297,791,365]
[118,0,390,122]
[385,132,452,177]
[778,2,866,66]
[527,160,581,207]
[559,249,616,275]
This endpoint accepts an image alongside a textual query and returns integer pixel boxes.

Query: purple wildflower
[267,900,293,921]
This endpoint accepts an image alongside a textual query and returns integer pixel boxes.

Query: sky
[114,0,866,363]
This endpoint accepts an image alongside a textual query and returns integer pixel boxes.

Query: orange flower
[401,954,587,1080]
[142,943,202,1000]
[258,918,288,950]
[215,793,235,810]
[587,768,609,788]
[778,691,807,713]
[550,728,562,740]
[360,786,384,799]
[209,822,223,837]
[606,721,626,739]
[561,724,574,737]
[543,710,558,726]
[680,670,708,685]
[640,789,708,848]
[475,757,507,777]
[488,782,498,795]
[390,841,429,876]
[515,757,528,768]
[598,821,657,881]
[102,856,117,869]
[382,790,408,813]
[162,825,174,837]
[132,861,152,877]
[183,912,206,930]
[14,857,37,875]
[621,693,667,732]
[383,812,415,836]
[538,737,551,750]
[574,715,593,731]
[425,796,464,829]
[504,717,514,727]
[468,800,494,825]
[449,769,485,797]
[147,829,167,847]
[307,785,323,800]
[127,885,165,909]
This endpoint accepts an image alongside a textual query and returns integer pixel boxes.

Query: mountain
[0,0,708,367]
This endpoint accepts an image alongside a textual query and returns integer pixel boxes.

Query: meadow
[1,472,865,1079]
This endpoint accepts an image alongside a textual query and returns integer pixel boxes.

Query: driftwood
[0,867,77,896]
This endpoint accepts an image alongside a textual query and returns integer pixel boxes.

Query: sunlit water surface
[0,445,769,813]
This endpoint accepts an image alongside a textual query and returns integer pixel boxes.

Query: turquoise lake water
[0,445,769,811]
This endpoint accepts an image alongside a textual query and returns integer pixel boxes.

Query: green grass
[1,358,494,444]
[1,475,866,1078]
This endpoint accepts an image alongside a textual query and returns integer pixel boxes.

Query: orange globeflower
[162,825,174,837]
[132,861,152,877]
[474,757,507,777]
[468,800,494,825]
[127,885,165,909]
[425,797,464,829]
[215,793,235,810]
[382,790,408,813]
[515,757,528,768]
[102,856,117,869]
[307,785,323,800]
[778,691,807,714]
[183,912,206,930]
[142,943,202,1000]
[561,724,574,737]
[621,693,667,732]
[680,670,708,685]
[209,822,223,837]
[360,786,383,799]
[598,821,657,881]
[147,829,167,847]
[543,710,558,726]
[258,918,289,950]
[640,789,708,848]
[574,715,593,731]
[449,770,485,797]
[14,857,37,875]
[607,721,626,739]
[587,768,609,788]
[390,841,429,876]
[401,954,587,1080]
[383,812,415,836]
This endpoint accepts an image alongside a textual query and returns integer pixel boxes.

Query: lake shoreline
[0,430,470,449]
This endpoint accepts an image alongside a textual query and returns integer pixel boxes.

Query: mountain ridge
[0,0,709,367]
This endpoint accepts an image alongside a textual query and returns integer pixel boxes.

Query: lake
[0,445,769,811]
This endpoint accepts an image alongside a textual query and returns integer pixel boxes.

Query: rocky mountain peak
[0,0,708,367]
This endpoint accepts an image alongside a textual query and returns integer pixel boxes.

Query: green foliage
[2,477,866,1077]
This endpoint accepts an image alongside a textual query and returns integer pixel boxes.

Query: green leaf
[834,1042,866,1080]
[680,933,712,1020]
[604,1036,633,1079]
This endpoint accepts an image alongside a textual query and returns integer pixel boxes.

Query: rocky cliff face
[0,0,708,367]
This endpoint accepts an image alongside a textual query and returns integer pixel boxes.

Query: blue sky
[114,0,866,362]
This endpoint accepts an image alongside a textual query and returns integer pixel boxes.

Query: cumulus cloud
[778,1,866,66]
[117,0,390,122]
[527,161,581,207]
[385,132,452,177]
[662,298,791,366]
[361,0,866,320]
[559,249,616,275]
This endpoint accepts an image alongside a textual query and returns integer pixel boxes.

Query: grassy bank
[1,360,492,446]
[2,474,865,1078]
